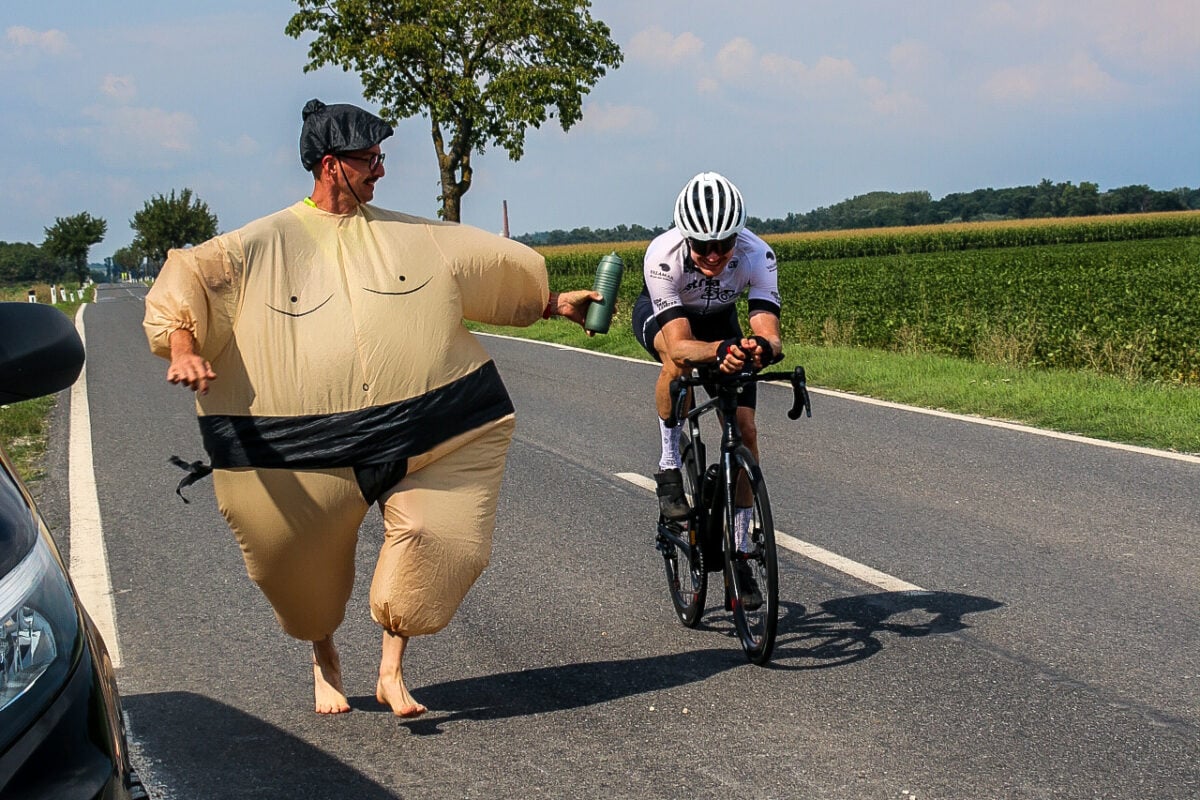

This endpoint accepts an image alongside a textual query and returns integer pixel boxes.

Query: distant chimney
[502,200,510,238]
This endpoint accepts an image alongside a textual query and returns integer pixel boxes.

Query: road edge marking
[615,472,925,593]
[480,332,1200,465]
[69,304,122,667]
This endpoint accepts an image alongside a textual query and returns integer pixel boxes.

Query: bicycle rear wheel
[660,429,706,627]
[724,448,779,664]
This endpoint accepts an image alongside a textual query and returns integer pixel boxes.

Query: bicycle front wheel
[724,447,779,664]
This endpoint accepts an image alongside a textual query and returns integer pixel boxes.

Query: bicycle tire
[661,431,706,627]
[723,446,779,664]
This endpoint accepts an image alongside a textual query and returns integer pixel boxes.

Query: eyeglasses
[687,235,737,256]
[337,152,386,170]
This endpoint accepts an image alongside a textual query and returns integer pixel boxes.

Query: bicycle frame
[657,365,810,566]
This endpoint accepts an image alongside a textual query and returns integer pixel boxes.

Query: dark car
[0,301,145,799]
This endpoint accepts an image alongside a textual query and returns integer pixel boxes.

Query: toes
[396,702,427,718]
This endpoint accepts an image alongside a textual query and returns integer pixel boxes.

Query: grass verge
[0,289,91,480]
[468,314,1200,456]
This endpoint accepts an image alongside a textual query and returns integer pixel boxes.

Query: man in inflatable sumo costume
[144,99,600,717]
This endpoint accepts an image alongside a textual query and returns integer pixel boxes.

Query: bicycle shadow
[356,648,743,735]
[693,590,1003,670]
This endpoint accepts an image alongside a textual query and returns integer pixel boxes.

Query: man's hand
[715,337,760,374]
[749,335,779,369]
[551,289,605,337]
[167,329,217,394]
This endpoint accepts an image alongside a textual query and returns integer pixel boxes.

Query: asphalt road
[37,283,1200,799]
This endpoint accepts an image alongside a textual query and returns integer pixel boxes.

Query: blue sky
[3,1,1197,259]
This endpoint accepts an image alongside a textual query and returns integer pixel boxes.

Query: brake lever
[787,365,812,420]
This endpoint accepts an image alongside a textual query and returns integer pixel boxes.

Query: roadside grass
[0,396,55,481]
[0,287,91,480]
[468,315,1200,456]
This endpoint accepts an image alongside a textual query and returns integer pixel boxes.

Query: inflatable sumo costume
[144,101,549,643]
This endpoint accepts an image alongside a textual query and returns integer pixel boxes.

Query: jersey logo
[682,277,738,304]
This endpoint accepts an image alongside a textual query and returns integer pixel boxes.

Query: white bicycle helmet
[673,172,747,241]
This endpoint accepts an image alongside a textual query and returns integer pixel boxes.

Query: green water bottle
[584,252,624,334]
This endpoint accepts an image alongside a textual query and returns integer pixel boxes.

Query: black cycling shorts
[631,290,756,409]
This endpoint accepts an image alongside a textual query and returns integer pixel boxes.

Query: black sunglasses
[687,235,737,256]
[337,152,386,170]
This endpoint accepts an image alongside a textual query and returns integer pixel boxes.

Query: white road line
[69,305,122,666]
[480,332,1200,464]
[616,472,924,593]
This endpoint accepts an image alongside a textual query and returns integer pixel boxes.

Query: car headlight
[0,532,79,743]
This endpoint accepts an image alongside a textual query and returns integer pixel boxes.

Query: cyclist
[632,171,783,607]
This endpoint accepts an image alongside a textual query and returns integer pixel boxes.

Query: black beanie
[299,99,394,170]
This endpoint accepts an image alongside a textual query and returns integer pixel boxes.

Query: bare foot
[377,630,427,717]
[375,676,428,718]
[312,636,351,714]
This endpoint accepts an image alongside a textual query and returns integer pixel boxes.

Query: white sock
[735,507,754,552]
[658,417,682,471]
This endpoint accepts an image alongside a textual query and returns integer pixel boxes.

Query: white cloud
[1086,0,1200,72]
[982,65,1041,102]
[982,51,1121,103]
[5,26,71,55]
[1063,52,1119,94]
[978,1,1200,74]
[215,134,260,157]
[627,26,704,66]
[101,74,137,104]
[889,40,936,75]
[759,53,858,91]
[868,87,922,117]
[715,37,757,81]
[77,105,199,163]
[573,102,655,135]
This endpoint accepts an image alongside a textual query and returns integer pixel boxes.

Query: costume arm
[434,225,549,326]
[142,235,239,361]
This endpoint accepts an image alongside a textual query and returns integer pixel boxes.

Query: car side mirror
[0,302,86,403]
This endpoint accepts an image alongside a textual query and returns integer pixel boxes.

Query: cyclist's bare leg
[652,331,685,421]
[735,406,759,508]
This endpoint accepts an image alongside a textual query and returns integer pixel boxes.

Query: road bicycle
[655,363,811,664]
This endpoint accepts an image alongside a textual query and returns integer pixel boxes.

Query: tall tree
[42,212,107,285]
[0,242,62,284]
[111,244,145,279]
[130,188,219,272]
[286,0,623,222]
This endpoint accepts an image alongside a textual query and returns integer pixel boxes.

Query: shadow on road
[123,692,397,799]
[765,590,1004,669]
[374,648,742,735]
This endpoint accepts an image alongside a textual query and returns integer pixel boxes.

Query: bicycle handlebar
[669,364,812,422]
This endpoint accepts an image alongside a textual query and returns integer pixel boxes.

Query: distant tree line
[0,188,218,287]
[516,181,1200,245]
[516,222,668,247]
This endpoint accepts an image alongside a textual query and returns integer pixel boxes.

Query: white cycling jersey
[642,228,781,323]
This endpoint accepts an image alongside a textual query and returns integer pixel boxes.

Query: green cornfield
[542,212,1200,385]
